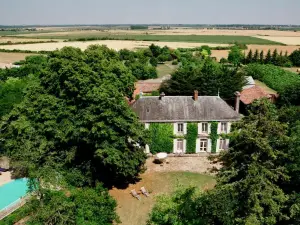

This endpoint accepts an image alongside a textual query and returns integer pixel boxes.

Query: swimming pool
[0,178,29,211]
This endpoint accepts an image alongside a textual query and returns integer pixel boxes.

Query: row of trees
[148,100,300,225]
[245,49,292,67]
[227,45,300,68]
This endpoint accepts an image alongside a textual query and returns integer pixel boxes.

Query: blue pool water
[0,178,29,211]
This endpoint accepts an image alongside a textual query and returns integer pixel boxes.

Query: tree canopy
[0,46,148,187]
[160,59,246,99]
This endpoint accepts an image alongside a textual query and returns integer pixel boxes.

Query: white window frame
[219,139,227,150]
[177,123,184,133]
[221,122,227,133]
[177,139,184,153]
[198,122,210,134]
[199,139,208,152]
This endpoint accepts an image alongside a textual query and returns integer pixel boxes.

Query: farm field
[0,40,230,51]
[0,52,36,65]
[211,44,300,61]
[13,28,300,37]
[11,32,283,45]
[0,37,59,44]
[110,171,215,225]
[253,35,300,45]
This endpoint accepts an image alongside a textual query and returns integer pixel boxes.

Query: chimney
[235,91,241,113]
[159,92,165,100]
[194,90,198,101]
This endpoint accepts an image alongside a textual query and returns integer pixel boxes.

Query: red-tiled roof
[133,81,161,97]
[240,85,278,105]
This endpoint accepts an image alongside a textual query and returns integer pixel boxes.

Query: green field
[7,33,284,45]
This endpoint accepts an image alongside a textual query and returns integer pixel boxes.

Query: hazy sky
[1,0,300,25]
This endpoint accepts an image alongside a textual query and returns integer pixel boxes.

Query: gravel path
[145,156,220,175]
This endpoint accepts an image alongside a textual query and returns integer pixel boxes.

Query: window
[200,139,208,152]
[221,122,227,133]
[177,123,184,133]
[177,139,184,153]
[202,123,208,133]
[219,139,227,150]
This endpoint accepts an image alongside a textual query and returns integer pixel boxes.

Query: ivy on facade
[149,123,173,154]
[186,123,198,153]
[210,122,218,153]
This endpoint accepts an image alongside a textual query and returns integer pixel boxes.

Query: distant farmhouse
[131,91,240,154]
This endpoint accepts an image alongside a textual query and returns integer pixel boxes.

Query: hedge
[186,123,198,153]
[210,122,218,153]
[149,123,173,154]
[245,63,300,105]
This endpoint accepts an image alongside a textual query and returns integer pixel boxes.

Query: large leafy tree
[28,185,119,225]
[0,46,147,187]
[148,100,293,225]
[160,59,245,99]
[227,45,244,66]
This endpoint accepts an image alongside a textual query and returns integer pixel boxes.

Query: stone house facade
[131,91,240,154]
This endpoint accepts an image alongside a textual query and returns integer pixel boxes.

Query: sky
[1,0,300,25]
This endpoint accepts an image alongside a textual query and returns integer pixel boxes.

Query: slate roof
[131,96,240,122]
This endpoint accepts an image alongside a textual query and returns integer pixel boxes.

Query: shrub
[289,49,300,66]
[172,60,178,65]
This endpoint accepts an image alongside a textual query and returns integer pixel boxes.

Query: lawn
[12,32,284,45]
[110,171,215,225]
[156,62,177,77]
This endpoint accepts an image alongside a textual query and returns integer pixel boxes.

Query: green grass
[10,33,284,45]
[156,62,177,77]
[111,171,215,225]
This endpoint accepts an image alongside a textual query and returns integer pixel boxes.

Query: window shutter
[145,123,150,129]
[225,139,230,150]
[145,144,150,153]
[173,123,177,135]
[208,123,211,134]
[173,139,177,153]
[198,123,202,134]
[183,123,187,135]
[207,139,212,153]
[217,122,221,134]
[195,138,200,153]
[183,139,187,153]
[216,139,220,152]
[227,122,232,133]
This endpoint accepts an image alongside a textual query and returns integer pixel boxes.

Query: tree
[0,46,148,187]
[289,49,300,66]
[272,49,279,65]
[246,49,253,64]
[216,100,289,224]
[260,50,264,64]
[253,49,259,63]
[28,185,119,225]
[200,45,211,55]
[149,44,162,58]
[150,57,158,67]
[265,49,272,64]
[227,45,244,66]
[148,100,293,225]
[160,59,245,99]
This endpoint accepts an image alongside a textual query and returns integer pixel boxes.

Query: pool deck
[0,172,12,187]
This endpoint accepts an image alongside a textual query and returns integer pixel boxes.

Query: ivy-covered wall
[210,122,218,153]
[149,123,173,154]
[186,123,198,153]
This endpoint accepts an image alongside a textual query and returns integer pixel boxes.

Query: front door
[177,139,184,153]
[200,139,208,152]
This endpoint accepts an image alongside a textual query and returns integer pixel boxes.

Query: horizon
[1,0,300,25]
